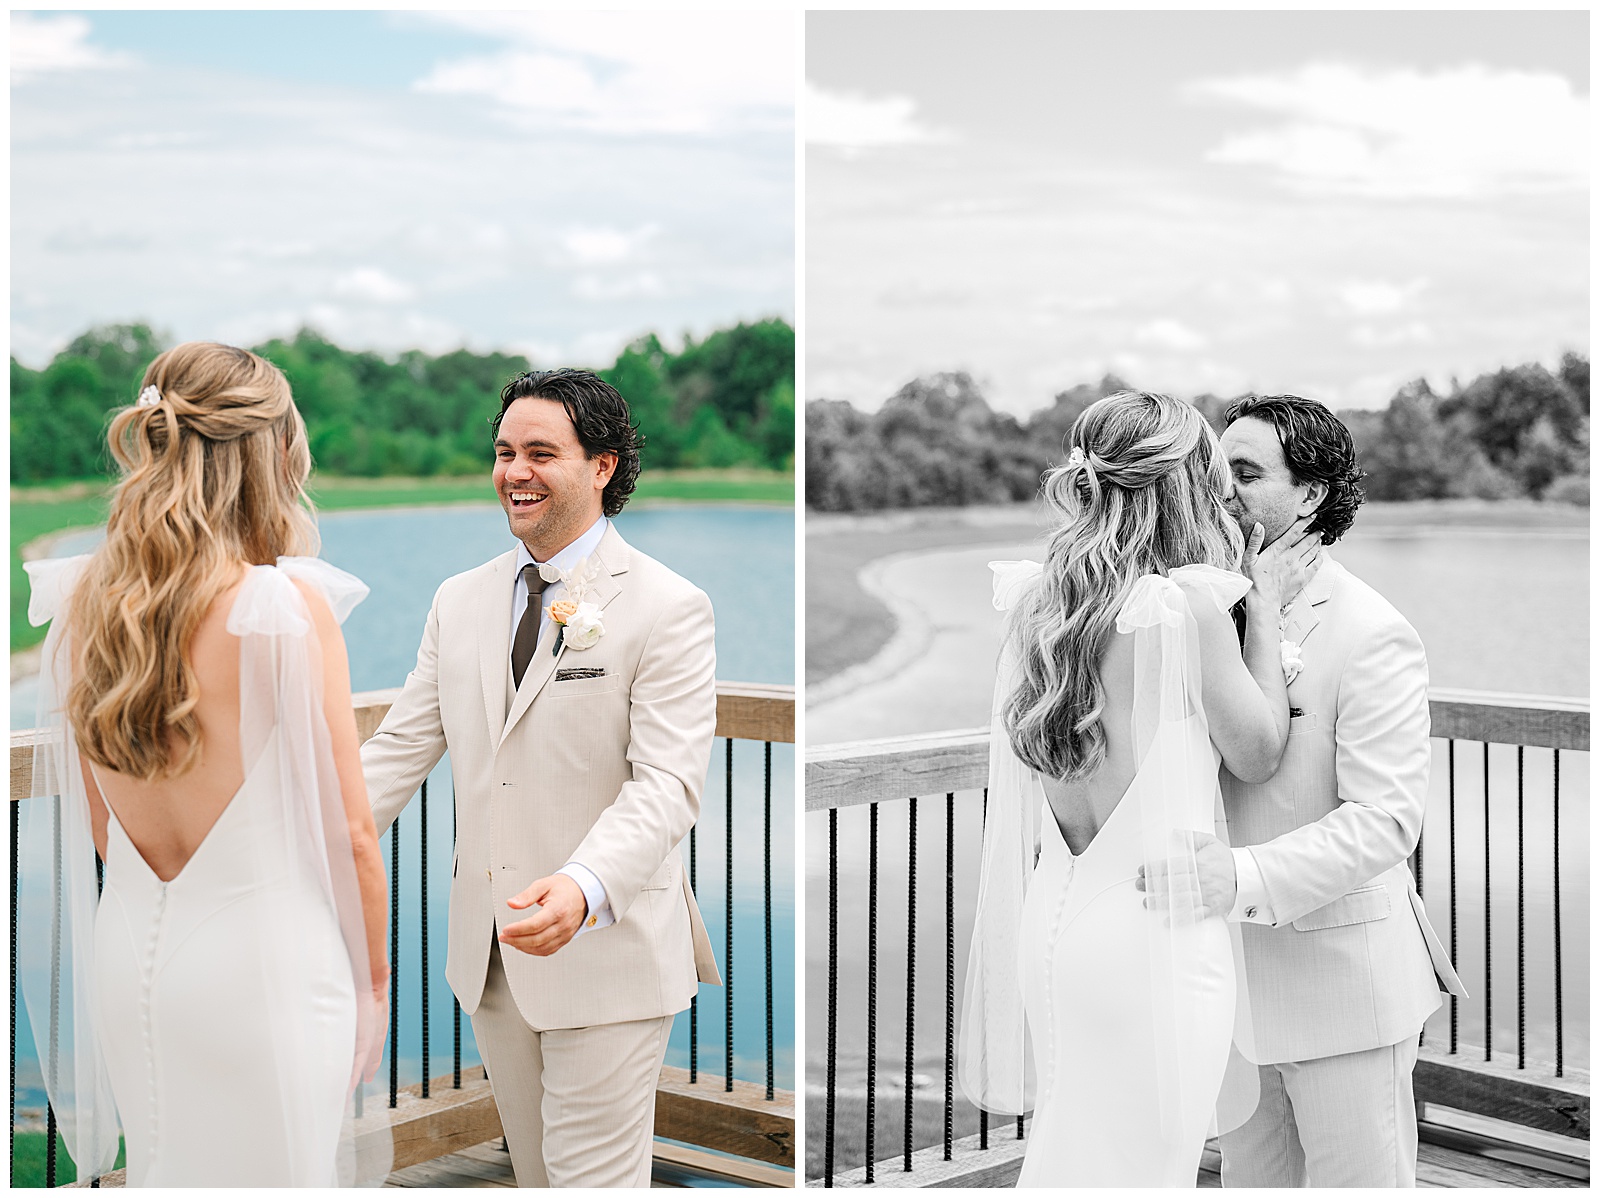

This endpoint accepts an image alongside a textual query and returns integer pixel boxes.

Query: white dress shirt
[511,516,615,936]
[1229,847,1277,925]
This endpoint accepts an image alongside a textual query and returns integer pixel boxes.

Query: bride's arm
[294,580,391,995]
[1188,517,1321,782]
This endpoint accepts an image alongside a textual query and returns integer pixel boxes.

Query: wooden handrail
[9,681,795,801]
[805,690,1588,812]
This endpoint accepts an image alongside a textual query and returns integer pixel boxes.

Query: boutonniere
[539,557,605,655]
[1278,608,1303,685]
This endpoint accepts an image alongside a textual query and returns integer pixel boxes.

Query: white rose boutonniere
[1280,639,1304,686]
[557,601,605,652]
[540,556,606,655]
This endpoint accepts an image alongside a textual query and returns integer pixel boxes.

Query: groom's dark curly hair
[1224,393,1366,544]
[493,368,643,516]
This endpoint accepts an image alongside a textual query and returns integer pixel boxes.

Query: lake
[13,503,796,1127]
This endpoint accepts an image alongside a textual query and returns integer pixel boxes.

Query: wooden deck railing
[10,681,796,1188]
[805,689,1589,1187]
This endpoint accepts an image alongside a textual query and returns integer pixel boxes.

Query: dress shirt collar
[513,515,609,581]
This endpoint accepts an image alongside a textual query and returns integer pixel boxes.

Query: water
[13,503,797,1128]
[804,519,1588,1164]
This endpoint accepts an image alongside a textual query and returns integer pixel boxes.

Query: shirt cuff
[557,862,614,935]
[1228,848,1277,925]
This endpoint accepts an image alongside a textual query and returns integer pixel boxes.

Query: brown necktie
[511,563,551,688]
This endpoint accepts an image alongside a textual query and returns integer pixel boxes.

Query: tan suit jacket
[1223,555,1466,1065]
[362,523,721,1030]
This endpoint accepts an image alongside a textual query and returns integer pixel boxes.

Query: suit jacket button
[1245,905,1258,919]
[486,869,492,882]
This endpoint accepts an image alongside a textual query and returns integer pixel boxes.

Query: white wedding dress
[21,556,390,1187]
[960,563,1258,1188]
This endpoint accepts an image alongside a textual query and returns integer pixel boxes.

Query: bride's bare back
[1042,572,1289,855]
[83,569,250,883]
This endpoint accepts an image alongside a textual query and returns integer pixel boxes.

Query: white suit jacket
[1222,555,1466,1065]
[362,523,721,1030]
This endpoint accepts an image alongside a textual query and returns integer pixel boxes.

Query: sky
[806,10,1589,415]
[11,10,795,369]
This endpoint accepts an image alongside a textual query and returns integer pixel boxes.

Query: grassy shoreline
[11,469,792,654]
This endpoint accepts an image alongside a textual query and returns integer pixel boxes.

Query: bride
[22,342,392,1185]
[959,390,1316,1186]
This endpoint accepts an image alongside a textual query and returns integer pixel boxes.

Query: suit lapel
[1282,552,1338,647]
[478,551,519,737]
[498,523,632,749]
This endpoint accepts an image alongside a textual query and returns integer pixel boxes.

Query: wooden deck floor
[385,1139,796,1188]
[1195,1138,1585,1188]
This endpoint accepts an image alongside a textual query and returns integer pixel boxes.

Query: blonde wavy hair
[66,342,318,780]
[1004,391,1243,780]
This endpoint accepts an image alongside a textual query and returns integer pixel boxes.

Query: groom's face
[493,397,616,561]
[1220,416,1322,546]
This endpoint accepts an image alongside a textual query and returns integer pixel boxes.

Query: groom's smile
[493,396,616,561]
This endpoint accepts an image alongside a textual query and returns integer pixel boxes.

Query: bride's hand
[1243,514,1320,612]
[350,978,391,1099]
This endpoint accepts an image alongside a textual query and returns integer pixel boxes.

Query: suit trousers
[1219,1035,1421,1188]
[469,939,674,1187]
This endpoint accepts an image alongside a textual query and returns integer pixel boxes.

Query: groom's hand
[1135,831,1237,921]
[500,874,588,956]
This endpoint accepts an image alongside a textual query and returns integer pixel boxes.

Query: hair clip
[1067,446,1086,468]
[137,386,162,408]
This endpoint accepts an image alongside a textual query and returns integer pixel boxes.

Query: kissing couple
[24,344,720,1187]
[959,390,1466,1187]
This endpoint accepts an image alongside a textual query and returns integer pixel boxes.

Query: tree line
[806,355,1589,511]
[11,319,795,482]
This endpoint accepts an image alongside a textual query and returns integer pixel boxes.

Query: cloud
[804,81,950,149]
[1190,62,1588,198]
[331,267,416,304]
[562,224,658,266]
[11,13,134,81]
[572,272,667,301]
[1135,318,1208,352]
[413,11,792,135]
[1337,278,1428,317]
[1351,321,1432,348]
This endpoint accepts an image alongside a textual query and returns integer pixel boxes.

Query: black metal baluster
[904,796,917,1173]
[453,781,460,1090]
[825,807,837,1187]
[1548,748,1561,1074]
[389,815,400,1108]
[725,738,734,1093]
[1448,741,1458,1055]
[1482,743,1491,1062]
[979,787,987,1155]
[943,794,954,1163]
[10,795,18,1188]
[420,780,430,1098]
[689,822,698,1084]
[49,798,61,1186]
[764,741,774,1102]
[1017,1114,1024,1140]
[866,803,878,1183]
[1516,747,1525,1071]
[46,1102,57,1188]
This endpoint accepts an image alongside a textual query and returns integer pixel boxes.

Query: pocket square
[555,667,607,681]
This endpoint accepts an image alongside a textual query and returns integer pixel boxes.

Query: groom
[1190,394,1465,1187]
[361,368,721,1187]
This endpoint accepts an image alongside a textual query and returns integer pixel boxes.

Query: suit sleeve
[1247,616,1430,927]
[569,585,717,921]
[361,586,449,839]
